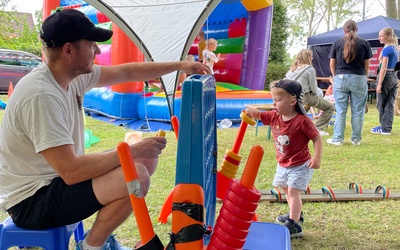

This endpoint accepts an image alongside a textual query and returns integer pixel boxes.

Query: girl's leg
[332,75,350,141]
[381,86,398,132]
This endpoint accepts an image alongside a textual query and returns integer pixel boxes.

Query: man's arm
[96,61,212,88]
[40,137,166,185]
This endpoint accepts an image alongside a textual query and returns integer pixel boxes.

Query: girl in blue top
[371,28,399,135]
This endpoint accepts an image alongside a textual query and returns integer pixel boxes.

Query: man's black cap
[274,79,307,115]
[40,9,113,47]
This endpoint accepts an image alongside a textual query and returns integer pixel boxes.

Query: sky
[7,0,43,17]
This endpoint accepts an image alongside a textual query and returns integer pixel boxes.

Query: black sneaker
[284,218,303,238]
[276,211,304,224]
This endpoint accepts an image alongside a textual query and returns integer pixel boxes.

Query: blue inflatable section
[138,95,273,123]
[207,2,247,23]
[137,96,181,122]
[83,88,141,119]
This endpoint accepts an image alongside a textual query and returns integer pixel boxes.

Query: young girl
[371,28,399,135]
[243,79,322,238]
[328,20,373,146]
[202,38,221,75]
[286,49,335,136]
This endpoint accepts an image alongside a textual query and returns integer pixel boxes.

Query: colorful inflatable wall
[138,0,274,122]
[43,0,274,122]
[189,0,273,90]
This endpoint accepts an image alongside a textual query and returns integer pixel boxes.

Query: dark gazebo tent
[307,16,400,78]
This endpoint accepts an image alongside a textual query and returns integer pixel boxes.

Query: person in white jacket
[286,49,335,136]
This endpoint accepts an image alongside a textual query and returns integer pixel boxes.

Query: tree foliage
[269,0,289,62]
[283,0,361,50]
[264,0,291,89]
[0,0,42,56]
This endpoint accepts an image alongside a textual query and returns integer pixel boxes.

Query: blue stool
[243,222,291,250]
[0,216,84,250]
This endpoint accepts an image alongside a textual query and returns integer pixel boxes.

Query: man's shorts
[7,177,103,230]
[272,160,314,190]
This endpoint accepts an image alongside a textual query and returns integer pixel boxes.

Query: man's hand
[182,61,212,75]
[129,137,167,159]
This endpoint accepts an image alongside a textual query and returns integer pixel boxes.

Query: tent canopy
[308,15,400,47]
[307,15,400,78]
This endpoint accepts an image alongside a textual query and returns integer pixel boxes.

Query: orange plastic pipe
[171,184,204,250]
[157,188,174,223]
[171,116,179,140]
[117,142,155,245]
[240,145,264,189]
[231,121,247,154]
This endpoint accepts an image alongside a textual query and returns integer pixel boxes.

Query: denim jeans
[376,71,398,132]
[332,74,368,141]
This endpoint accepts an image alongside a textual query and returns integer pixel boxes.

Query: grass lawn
[1,94,400,249]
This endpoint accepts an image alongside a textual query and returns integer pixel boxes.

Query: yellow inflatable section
[241,0,273,11]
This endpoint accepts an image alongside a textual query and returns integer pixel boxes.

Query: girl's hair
[185,55,195,62]
[290,49,313,72]
[205,38,217,47]
[378,28,399,62]
[343,20,358,64]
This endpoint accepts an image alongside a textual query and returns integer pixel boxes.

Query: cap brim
[84,27,113,43]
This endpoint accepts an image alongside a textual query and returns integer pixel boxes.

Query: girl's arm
[308,67,319,95]
[377,56,388,94]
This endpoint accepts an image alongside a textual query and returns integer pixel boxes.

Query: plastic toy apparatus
[217,111,256,200]
[171,116,179,140]
[117,142,164,249]
[208,145,264,249]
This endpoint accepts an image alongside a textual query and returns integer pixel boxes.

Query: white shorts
[272,160,314,190]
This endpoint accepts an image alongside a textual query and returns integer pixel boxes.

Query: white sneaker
[351,139,361,146]
[318,130,329,136]
[327,138,343,145]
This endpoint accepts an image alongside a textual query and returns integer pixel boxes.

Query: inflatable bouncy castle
[43,0,274,122]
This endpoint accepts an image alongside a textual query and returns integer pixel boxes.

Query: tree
[264,0,291,89]
[283,0,361,50]
[386,0,397,18]
[0,0,42,56]
[269,0,289,62]
[398,0,400,19]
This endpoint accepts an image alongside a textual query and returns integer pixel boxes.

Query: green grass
[1,94,400,249]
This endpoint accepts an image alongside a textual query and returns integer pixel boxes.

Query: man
[0,9,211,250]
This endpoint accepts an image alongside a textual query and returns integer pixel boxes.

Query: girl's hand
[377,84,382,94]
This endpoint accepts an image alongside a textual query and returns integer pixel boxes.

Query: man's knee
[135,162,150,196]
